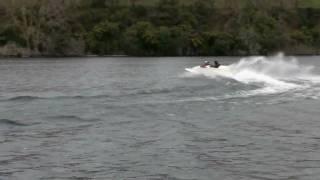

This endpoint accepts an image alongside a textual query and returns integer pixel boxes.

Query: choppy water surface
[1,55,320,180]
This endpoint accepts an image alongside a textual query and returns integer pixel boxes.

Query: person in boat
[200,61,211,68]
[201,60,221,68]
[213,60,221,68]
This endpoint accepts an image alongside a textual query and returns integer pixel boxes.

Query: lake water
[1,55,320,180]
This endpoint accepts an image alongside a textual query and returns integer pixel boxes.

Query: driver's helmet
[204,61,209,64]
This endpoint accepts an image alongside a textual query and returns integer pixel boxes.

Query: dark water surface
[1,56,320,180]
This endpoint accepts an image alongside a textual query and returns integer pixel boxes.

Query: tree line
[0,0,320,57]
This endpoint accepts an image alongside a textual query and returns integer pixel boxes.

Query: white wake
[185,54,320,97]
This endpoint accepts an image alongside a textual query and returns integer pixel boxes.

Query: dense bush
[0,0,319,56]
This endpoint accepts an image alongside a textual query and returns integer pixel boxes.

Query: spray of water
[230,53,317,83]
[185,53,320,97]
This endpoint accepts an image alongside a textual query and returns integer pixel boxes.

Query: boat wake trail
[184,54,320,98]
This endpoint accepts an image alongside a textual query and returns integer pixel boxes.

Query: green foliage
[87,20,121,54]
[253,12,285,54]
[1,0,320,56]
[191,0,215,28]
[0,25,26,46]
[202,32,240,55]
[124,21,158,55]
[153,0,181,26]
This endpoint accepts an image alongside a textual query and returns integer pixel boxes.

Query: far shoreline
[1,53,320,59]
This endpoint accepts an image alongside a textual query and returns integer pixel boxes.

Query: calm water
[1,56,320,180]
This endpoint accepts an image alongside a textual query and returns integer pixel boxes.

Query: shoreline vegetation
[0,52,320,60]
[0,0,320,57]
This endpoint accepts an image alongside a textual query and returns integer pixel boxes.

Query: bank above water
[1,51,320,59]
[1,0,320,58]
